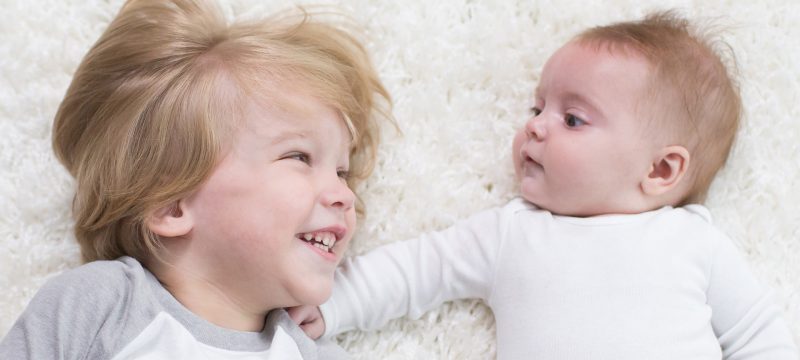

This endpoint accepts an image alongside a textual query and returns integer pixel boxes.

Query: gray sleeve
[0,261,134,360]
[315,338,351,360]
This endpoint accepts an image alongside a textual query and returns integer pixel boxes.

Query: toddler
[0,0,391,358]
[290,11,797,359]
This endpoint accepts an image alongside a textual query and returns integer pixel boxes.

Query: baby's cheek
[511,129,526,179]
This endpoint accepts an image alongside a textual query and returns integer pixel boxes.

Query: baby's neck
[526,198,673,218]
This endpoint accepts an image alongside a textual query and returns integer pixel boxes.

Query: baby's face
[513,41,658,216]
[183,87,356,309]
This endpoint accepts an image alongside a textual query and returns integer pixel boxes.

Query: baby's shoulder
[660,205,722,233]
[675,204,713,223]
[655,205,734,249]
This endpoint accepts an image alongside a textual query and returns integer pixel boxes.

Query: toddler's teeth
[302,232,337,252]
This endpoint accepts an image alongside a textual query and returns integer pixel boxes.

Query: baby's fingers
[287,305,325,339]
[299,317,325,340]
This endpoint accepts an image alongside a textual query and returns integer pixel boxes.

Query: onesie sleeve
[320,204,509,337]
[0,261,130,360]
[706,232,798,359]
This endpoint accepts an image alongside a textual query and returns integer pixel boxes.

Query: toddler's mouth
[296,231,338,254]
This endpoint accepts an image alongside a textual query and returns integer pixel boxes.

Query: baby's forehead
[563,39,654,67]
[536,41,655,94]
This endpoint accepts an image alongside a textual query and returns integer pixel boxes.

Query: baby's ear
[641,146,690,197]
[146,200,193,238]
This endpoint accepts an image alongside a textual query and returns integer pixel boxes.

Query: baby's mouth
[296,231,337,253]
[523,154,543,171]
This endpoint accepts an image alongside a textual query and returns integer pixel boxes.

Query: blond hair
[52,0,392,263]
[576,10,741,204]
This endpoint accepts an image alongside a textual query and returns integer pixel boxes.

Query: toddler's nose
[321,176,355,211]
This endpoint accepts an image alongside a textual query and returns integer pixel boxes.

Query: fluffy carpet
[1,0,798,358]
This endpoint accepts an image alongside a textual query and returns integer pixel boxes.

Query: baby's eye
[285,152,311,164]
[337,169,350,180]
[564,114,586,127]
[530,107,542,116]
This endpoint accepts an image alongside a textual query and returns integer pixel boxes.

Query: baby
[289,11,798,359]
[0,0,391,359]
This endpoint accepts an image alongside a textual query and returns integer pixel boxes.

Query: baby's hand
[287,305,325,339]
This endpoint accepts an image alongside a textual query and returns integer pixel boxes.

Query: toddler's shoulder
[36,256,147,310]
[2,257,151,359]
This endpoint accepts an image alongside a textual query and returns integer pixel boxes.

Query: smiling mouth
[296,231,338,253]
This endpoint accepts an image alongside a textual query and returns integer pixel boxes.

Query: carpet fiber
[1,0,798,358]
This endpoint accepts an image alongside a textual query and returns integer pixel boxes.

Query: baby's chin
[517,179,544,207]
[517,192,584,217]
[518,191,547,211]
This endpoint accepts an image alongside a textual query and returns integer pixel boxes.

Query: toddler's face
[183,87,356,309]
[513,41,657,216]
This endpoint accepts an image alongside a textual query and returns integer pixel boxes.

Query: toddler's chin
[303,282,333,307]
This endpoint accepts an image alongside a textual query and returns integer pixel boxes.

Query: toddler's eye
[337,169,350,180]
[564,114,586,127]
[285,152,311,164]
[530,107,542,116]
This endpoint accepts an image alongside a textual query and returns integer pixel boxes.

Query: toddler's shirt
[321,198,797,359]
[0,256,349,360]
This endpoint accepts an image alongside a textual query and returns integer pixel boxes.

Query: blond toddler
[0,0,391,358]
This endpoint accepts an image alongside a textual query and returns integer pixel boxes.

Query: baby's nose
[525,114,547,140]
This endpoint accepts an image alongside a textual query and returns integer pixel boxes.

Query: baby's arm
[706,232,798,359]
[319,205,507,337]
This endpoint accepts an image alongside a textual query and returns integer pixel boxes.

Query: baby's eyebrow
[562,92,605,118]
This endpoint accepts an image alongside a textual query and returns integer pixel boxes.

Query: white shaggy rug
[1,0,798,358]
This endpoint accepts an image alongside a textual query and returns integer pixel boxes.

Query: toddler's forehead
[240,89,355,143]
[218,71,357,147]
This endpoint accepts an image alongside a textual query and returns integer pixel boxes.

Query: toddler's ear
[146,200,193,238]
[641,146,690,197]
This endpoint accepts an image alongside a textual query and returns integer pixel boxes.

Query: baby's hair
[576,10,741,204]
[52,0,392,263]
